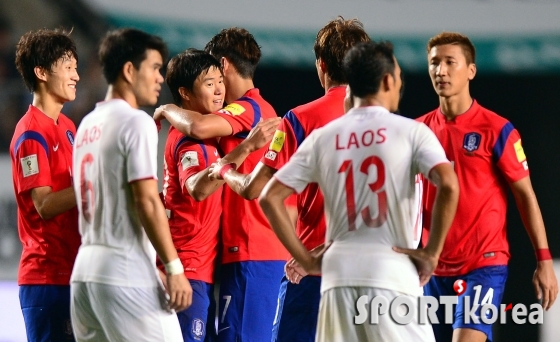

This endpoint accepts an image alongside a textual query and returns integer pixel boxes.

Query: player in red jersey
[207,18,370,342]
[161,48,279,341]
[153,28,286,342]
[10,28,81,341]
[417,31,558,342]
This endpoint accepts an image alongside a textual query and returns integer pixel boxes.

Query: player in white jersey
[259,41,460,342]
[70,28,191,342]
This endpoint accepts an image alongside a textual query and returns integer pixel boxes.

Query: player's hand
[285,258,308,284]
[241,117,281,152]
[533,260,558,310]
[392,246,438,286]
[166,273,193,312]
[208,159,224,180]
[154,104,178,122]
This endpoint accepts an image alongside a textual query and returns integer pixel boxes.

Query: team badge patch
[514,139,526,162]
[218,103,245,116]
[66,130,74,145]
[181,151,199,170]
[265,150,277,161]
[21,154,39,177]
[463,132,481,152]
[270,130,286,152]
[191,318,205,340]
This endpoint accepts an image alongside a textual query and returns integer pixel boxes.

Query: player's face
[133,49,164,107]
[390,57,402,113]
[45,54,79,103]
[428,44,475,98]
[189,66,225,114]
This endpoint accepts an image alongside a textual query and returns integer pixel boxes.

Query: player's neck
[439,93,473,120]
[32,93,63,123]
[105,84,138,109]
[225,76,254,104]
[324,77,343,94]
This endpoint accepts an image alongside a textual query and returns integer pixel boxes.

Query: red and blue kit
[10,105,80,285]
[214,88,289,263]
[261,86,346,252]
[417,100,530,276]
[161,126,222,284]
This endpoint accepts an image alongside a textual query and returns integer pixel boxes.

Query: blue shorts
[177,280,216,342]
[19,284,74,341]
[271,275,321,342]
[424,265,508,342]
[217,261,284,342]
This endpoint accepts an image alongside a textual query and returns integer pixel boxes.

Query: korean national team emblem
[66,130,75,145]
[463,132,481,152]
[218,103,245,116]
[270,130,286,152]
[191,318,205,340]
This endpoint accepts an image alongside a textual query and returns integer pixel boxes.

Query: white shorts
[71,281,183,342]
[316,287,435,342]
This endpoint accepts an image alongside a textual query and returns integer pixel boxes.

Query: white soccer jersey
[71,99,160,287]
[275,106,448,296]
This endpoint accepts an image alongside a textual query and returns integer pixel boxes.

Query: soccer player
[10,28,81,341]
[153,27,288,342]
[259,41,459,342]
[161,48,280,341]
[207,17,370,342]
[70,28,191,341]
[418,31,559,342]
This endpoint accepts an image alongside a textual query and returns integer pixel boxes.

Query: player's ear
[318,58,327,73]
[468,63,477,81]
[34,66,48,82]
[221,57,230,73]
[381,73,392,92]
[178,87,190,101]
[122,61,135,84]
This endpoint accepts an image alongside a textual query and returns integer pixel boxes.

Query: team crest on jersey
[270,130,286,152]
[218,103,245,116]
[463,132,481,152]
[192,318,205,339]
[265,150,277,161]
[66,130,74,145]
[181,151,199,170]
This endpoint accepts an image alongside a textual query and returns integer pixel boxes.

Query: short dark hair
[314,17,370,84]
[15,28,78,92]
[343,41,396,98]
[166,49,222,106]
[427,32,476,65]
[204,27,261,79]
[99,28,168,84]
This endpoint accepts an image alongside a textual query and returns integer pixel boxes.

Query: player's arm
[394,163,459,286]
[154,104,232,139]
[510,176,558,310]
[30,186,76,220]
[130,178,192,312]
[208,118,281,199]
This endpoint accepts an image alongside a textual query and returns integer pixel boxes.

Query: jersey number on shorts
[338,156,387,231]
[79,153,94,223]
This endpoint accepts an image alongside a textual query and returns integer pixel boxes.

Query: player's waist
[435,251,509,276]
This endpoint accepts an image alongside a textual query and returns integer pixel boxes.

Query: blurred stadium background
[0,0,559,341]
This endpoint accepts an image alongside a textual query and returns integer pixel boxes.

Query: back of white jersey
[71,99,160,287]
[275,106,448,296]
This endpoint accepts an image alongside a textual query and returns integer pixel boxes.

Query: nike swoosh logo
[214,150,218,156]
[53,144,59,151]
[217,326,230,334]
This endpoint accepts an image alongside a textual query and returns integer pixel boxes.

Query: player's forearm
[33,187,77,220]
[135,195,178,264]
[186,169,225,201]
[512,185,549,251]
[162,105,202,138]
[426,174,459,257]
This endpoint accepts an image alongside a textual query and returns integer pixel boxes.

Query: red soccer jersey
[161,126,222,283]
[214,88,289,263]
[417,100,530,276]
[261,86,346,251]
[10,105,80,285]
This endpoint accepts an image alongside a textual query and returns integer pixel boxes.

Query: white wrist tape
[164,258,184,275]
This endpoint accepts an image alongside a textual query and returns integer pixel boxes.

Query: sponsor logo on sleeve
[270,130,286,152]
[218,103,245,116]
[181,151,199,170]
[463,132,481,152]
[21,154,39,177]
[265,151,277,161]
[514,139,526,162]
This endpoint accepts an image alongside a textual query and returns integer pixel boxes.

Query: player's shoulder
[474,102,509,126]
[415,108,439,123]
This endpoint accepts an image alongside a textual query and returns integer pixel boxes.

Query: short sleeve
[261,112,299,170]
[175,142,209,192]
[12,132,52,193]
[274,130,318,193]
[413,123,449,178]
[123,114,159,182]
[493,123,530,183]
[213,99,257,135]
